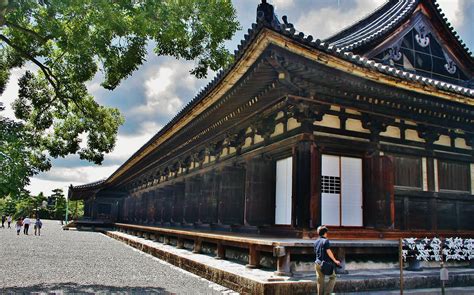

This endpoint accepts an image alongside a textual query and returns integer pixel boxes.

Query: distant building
[70,0,473,239]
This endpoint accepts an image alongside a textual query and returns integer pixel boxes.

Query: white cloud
[436,0,463,28]
[29,165,120,196]
[295,0,386,40]
[106,127,161,161]
[273,0,295,9]
[130,60,202,117]
[27,128,161,195]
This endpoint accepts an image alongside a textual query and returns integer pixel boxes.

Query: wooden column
[274,248,291,276]
[215,242,226,259]
[295,140,312,228]
[244,157,274,226]
[310,144,321,228]
[176,237,184,249]
[246,244,260,268]
[192,239,202,253]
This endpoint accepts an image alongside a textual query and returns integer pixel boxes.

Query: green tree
[54,193,67,221]
[3,196,16,215]
[0,103,50,198]
[1,0,239,165]
[14,194,35,218]
[68,200,84,220]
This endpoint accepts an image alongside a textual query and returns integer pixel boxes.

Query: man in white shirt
[23,217,31,235]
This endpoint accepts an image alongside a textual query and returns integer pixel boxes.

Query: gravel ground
[0,220,237,294]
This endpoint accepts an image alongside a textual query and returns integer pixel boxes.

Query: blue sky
[2,0,473,196]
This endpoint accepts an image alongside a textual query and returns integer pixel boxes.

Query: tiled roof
[324,0,473,58]
[71,179,105,191]
[71,0,473,193]
[325,0,417,52]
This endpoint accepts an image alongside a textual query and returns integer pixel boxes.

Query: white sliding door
[321,155,363,227]
[341,157,363,226]
[275,157,293,225]
[321,155,341,226]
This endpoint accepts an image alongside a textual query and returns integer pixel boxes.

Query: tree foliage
[0,103,50,198]
[0,188,83,219]
[0,0,239,193]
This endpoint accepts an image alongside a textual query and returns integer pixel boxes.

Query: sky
[2,0,473,197]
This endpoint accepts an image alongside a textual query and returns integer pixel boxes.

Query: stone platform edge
[105,230,314,295]
[104,230,474,294]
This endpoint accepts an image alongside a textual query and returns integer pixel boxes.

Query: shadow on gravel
[2,283,170,294]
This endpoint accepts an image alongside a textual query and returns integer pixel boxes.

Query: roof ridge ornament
[256,0,279,27]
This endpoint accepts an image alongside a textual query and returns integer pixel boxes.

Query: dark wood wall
[244,157,274,226]
[112,127,473,236]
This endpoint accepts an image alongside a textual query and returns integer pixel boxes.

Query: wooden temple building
[69,0,473,274]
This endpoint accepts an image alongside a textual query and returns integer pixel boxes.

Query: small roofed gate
[244,158,274,226]
[171,183,185,224]
[184,177,201,224]
[200,170,220,224]
[218,166,246,225]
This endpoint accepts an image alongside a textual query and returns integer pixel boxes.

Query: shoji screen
[321,155,363,227]
[275,157,293,225]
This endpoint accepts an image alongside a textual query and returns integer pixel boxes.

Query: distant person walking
[34,218,43,236]
[314,225,341,295]
[7,215,12,228]
[1,215,5,228]
[23,217,31,235]
[15,218,23,235]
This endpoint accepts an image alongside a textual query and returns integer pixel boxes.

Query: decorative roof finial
[256,0,275,25]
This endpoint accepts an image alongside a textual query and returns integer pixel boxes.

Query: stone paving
[0,220,238,294]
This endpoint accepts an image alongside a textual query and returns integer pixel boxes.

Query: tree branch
[0,34,59,90]
[4,21,51,43]
[0,33,62,119]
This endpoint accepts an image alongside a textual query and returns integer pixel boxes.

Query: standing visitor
[15,218,23,235]
[314,225,341,295]
[34,218,43,236]
[7,215,12,228]
[1,215,5,228]
[23,216,31,235]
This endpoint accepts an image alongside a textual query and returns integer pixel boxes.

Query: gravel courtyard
[0,220,237,294]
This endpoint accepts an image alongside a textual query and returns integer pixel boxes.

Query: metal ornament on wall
[388,39,403,62]
[442,50,457,74]
[414,21,430,47]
